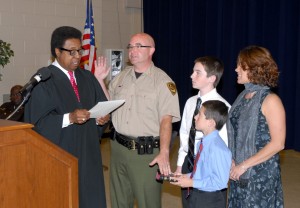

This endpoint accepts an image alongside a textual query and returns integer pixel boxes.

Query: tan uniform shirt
[109,63,181,137]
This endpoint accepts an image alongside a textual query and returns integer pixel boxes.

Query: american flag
[80,0,96,73]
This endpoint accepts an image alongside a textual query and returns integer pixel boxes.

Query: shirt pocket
[136,88,157,116]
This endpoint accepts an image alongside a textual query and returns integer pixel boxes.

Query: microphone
[19,67,51,97]
[5,67,51,120]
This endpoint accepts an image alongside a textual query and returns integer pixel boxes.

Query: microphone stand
[5,92,30,120]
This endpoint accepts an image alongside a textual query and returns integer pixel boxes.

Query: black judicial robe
[25,65,107,208]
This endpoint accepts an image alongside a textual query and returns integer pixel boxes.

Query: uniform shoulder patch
[166,82,177,96]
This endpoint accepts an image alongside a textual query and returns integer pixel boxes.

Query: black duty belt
[115,131,160,154]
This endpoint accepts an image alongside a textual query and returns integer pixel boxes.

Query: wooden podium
[0,119,78,208]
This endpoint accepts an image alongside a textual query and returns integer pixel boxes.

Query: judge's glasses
[60,48,84,56]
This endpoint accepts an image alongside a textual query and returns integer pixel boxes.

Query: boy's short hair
[194,56,224,87]
[202,100,228,130]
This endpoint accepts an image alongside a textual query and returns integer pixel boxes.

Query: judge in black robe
[24,26,108,208]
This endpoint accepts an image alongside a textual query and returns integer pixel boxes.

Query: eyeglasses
[60,48,84,56]
[126,44,152,50]
[10,93,21,97]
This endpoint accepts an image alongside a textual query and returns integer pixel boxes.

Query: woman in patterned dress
[227,45,285,208]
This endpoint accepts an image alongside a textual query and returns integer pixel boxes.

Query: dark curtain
[143,0,300,151]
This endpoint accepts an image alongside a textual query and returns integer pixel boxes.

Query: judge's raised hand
[69,109,90,124]
[94,56,111,81]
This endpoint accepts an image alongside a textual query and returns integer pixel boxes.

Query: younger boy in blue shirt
[171,100,232,208]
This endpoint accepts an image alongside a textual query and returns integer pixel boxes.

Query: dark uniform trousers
[110,139,161,208]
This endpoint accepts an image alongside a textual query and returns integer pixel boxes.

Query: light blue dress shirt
[191,130,232,192]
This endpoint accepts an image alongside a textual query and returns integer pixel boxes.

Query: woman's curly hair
[237,45,279,87]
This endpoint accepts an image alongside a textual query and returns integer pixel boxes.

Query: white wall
[0,0,142,104]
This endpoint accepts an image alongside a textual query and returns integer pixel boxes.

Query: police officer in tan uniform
[95,33,180,208]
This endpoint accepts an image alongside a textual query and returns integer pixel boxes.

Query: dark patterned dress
[228,91,284,208]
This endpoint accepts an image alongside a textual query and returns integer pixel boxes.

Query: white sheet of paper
[89,100,125,118]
